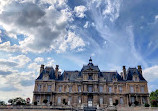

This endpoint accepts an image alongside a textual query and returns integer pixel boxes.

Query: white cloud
[102,0,122,22]
[74,5,87,18]
[84,21,89,28]
[34,57,44,63]
[46,59,55,67]
[155,15,158,21]
[28,62,40,72]
[0,41,21,52]
[143,65,158,82]
[0,1,78,53]
[10,55,31,67]
[57,31,85,53]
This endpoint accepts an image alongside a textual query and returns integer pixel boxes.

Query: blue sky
[0,0,158,102]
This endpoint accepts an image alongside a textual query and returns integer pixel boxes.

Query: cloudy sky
[0,0,158,102]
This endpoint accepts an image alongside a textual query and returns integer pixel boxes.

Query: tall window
[135,77,138,81]
[131,97,135,103]
[88,75,93,80]
[88,85,93,92]
[108,86,112,93]
[120,97,123,104]
[141,86,144,93]
[78,96,81,103]
[59,86,62,92]
[78,86,81,92]
[47,95,50,102]
[99,86,103,92]
[68,97,71,105]
[69,86,72,92]
[119,86,122,93]
[142,97,146,104]
[130,86,134,93]
[36,96,40,103]
[38,85,41,92]
[58,97,61,104]
[109,97,113,105]
[48,85,51,92]
[100,97,103,104]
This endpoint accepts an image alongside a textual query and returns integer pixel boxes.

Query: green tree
[8,97,26,105]
[0,101,6,105]
[150,89,158,107]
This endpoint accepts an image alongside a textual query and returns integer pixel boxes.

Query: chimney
[55,65,59,79]
[40,64,44,74]
[120,72,123,78]
[138,65,142,75]
[122,66,126,80]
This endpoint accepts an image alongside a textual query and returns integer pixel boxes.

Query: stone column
[127,95,129,105]
[140,96,142,105]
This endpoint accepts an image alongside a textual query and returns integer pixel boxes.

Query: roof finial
[89,57,92,63]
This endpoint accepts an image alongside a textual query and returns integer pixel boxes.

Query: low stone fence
[0,105,158,111]
[117,106,158,111]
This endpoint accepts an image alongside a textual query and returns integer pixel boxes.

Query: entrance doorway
[88,96,93,107]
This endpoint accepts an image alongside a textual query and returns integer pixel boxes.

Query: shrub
[145,103,150,107]
[129,102,132,106]
[34,101,37,105]
[50,101,52,106]
[43,99,48,104]
[134,101,139,106]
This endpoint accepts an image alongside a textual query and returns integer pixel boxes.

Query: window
[88,75,93,80]
[130,86,134,93]
[135,77,137,81]
[119,86,122,93]
[88,85,93,92]
[38,85,41,92]
[131,97,135,103]
[59,86,62,92]
[142,97,146,104]
[48,85,51,92]
[68,97,71,105]
[108,86,112,93]
[100,97,103,104]
[58,97,61,104]
[78,96,81,104]
[78,86,81,92]
[47,95,50,102]
[141,86,144,93]
[109,97,113,105]
[120,97,123,104]
[99,86,103,92]
[43,75,48,81]
[36,96,40,103]
[69,86,72,92]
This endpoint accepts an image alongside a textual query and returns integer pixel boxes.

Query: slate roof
[126,68,146,81]
[36,67,63,80]
[36,58,146,82]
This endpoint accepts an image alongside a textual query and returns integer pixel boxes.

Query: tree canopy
[150,89,158,107]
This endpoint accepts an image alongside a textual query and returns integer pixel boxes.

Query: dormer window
[88,75,93,80]
[43,74,49,81]
[133,75,139,82]
[135,77,137,81]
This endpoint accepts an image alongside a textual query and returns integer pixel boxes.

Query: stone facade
[33,58,149,109]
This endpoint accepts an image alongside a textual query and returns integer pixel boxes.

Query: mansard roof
[36,67,62,80]
[36,58,146,82]
[126,67,146,81]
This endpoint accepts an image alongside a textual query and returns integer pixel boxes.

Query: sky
[0,0,158,102]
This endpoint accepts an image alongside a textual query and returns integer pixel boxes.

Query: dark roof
[126,68,146,81]
[36,67,63,80]
[102,71,123,81]
[81,65,100,72]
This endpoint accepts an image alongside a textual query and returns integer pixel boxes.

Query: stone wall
[0,106,158,111]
